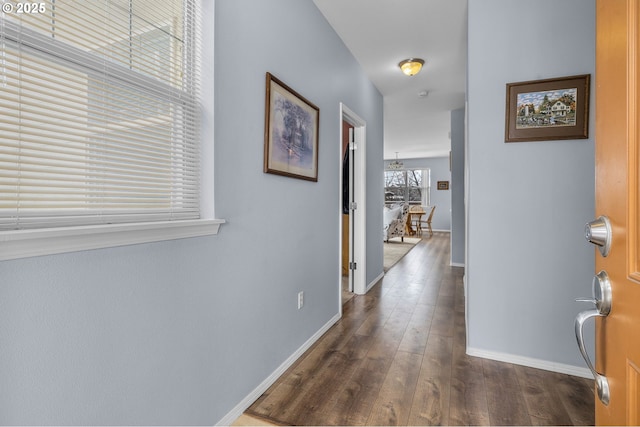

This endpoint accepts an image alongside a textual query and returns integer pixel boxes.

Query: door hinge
[350,202,358,210]
[349,141,358,151]
[349,262,357,270]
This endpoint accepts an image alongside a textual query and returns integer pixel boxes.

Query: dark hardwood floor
[245,232,595,426]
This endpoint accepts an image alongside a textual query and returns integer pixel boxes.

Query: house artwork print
[516,87,578,129]
[504,74,589,142]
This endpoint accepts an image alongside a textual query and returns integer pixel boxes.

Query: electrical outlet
[298,291,304,309]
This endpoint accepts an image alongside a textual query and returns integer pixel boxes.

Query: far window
[384,169,430,206]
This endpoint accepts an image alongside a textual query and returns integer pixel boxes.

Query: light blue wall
[385,157,452,232]
[0,1,384,424]
[450,108,465,266]
[467,0,595,370]
[214,0,384,291]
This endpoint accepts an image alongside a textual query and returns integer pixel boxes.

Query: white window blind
[0,0,202,231]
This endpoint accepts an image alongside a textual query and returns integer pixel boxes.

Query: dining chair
[421,206,436,237]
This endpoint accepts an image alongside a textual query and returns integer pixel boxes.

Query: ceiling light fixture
[398,58,425,76]
[388,152,404,170]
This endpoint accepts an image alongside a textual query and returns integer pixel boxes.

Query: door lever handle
[575,309,610,405]
[574,270,612,405]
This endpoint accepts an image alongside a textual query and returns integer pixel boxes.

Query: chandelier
[388,152,403,170]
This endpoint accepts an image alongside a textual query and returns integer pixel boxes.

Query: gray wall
[385,157,452,231]
[0,1,384,424]
[450,108,465,266]
[467,0,595,370]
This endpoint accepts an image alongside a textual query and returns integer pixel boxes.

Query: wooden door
[595,0,640,423]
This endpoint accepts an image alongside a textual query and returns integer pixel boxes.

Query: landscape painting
[505,74,590,142]
[264,73,319,181]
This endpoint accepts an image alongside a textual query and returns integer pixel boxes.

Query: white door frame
[339,103,367,299]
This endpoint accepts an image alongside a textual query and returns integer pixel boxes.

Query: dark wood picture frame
[264,72,319,181]
[505,74,590,143]
[437,181,449,190]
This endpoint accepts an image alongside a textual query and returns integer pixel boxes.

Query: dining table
[405,208,425,236]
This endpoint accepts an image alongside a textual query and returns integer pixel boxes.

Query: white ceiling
[313,0,468,160]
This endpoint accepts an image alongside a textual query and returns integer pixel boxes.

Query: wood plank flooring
[244,232,595,426]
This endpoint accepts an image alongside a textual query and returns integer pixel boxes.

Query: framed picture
[264,72,319,181]
[437,181,449,190]
[505,74,590,143]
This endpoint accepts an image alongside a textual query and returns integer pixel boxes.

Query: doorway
[341,120,354,295]
[339,103,366,303]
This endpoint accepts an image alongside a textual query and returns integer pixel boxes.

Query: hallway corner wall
[451,107,465,266]
[466,0,595,372]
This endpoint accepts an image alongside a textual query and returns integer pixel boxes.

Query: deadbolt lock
[585,216,611,257]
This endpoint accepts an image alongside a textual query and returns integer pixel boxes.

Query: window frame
[384,168,430,207]
[0,0,222,261]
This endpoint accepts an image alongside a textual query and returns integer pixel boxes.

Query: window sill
[0,219,225,261]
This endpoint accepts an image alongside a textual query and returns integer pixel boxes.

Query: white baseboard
[215,312,342,426]
[466,347,593,379]
[450,262,465,267]
[367,272,384,293]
